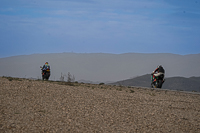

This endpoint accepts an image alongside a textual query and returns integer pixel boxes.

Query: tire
[151,82,157,88]
[158,80,163,88]
[151,84,154,88]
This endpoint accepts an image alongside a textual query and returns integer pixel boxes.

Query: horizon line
[1,52,200,58]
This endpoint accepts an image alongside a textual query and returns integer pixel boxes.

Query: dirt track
[0,77,200,132]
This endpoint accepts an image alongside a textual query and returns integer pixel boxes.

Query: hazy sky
[0,0,200,58]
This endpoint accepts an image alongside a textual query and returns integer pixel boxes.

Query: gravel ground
[0,77,200,133]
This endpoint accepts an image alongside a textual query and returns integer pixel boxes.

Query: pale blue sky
[0,0,200,57]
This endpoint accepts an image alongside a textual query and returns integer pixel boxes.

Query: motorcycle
[151,73,165,88]
[40,66,50,80]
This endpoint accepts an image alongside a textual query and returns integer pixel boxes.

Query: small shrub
[67,72,72,83]
[66,82,74,86]
[99,83,105,85]
[116,88,122,91]
[3,76,22,81]
[8,77,13,81]
[130,90,135,93]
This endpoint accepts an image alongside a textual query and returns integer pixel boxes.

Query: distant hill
[110,74,151,87]
[0,53,200,82]
[110,74,200,92]
[162,77,200,92]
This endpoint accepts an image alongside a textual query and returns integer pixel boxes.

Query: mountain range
[0,53,200,83]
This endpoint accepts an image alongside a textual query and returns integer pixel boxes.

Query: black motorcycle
[40,66,50,80]
[151,74,165,88]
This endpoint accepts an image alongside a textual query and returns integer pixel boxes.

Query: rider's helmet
[157,65,162,68]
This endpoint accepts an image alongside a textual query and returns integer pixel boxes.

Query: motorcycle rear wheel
[157,80,163,88]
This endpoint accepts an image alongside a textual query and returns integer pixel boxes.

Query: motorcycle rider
[151,65,165,84]
[41,62,50,75]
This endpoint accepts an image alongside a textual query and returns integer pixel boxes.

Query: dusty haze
[0,53,200,82]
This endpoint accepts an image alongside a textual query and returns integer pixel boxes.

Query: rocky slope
[0,77,200,132]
